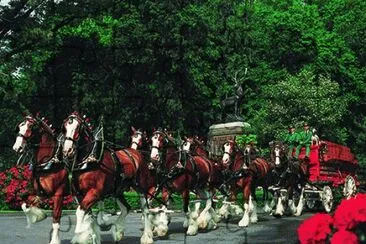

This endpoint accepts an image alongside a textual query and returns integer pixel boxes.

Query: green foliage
[236,134,258,148]
[248,68,348,145]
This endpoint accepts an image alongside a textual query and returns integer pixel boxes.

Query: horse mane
[33,116,57,164]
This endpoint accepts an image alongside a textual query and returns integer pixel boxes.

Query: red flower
[298,213,333,244]
[330,230,358,244]
[333,193,366,231]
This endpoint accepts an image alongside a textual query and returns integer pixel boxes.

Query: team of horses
[12,112,309,244]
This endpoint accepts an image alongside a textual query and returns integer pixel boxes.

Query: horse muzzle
[13,145,24,154]
[13,138,25,154]
[63,147,75,158]
[150,154,160,162]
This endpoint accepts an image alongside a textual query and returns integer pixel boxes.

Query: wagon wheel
[343,175,357,200]
[321,186,333,213]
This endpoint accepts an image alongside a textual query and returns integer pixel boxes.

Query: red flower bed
[0,165,74,210]
[298,213,333,243]
[298,193,366,244]
[330,230,358,244]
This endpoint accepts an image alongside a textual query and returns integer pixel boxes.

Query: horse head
[150,128,179,171]
[130,126,148,150]
[242,143,260,167]
[222,139,237,169]
[62,112,92,159]
[182,136,195,153]
[270,141,288,167]
[13,115,37,154]
[13,114,56,165]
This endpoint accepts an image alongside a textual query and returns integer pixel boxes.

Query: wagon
[207,122,360,213]
[296,141,359,212]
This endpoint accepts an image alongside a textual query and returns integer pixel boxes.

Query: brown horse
[148,129,216,239]
[221,139,272,227]
[130,127,157,204]
[181,136,222,224]
[271,141,308,217]
[12,114,68,244]
[61,112,143,243]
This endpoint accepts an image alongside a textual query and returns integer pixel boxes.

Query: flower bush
[298,193,366,244]
[0,165,74,210]
[298,213,333,243]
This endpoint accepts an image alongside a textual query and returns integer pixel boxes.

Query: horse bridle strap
[17,133,28,139]
[122,149,138,172]
[131,141,140,147]
[64,136,77,143]
[223,151,231,156]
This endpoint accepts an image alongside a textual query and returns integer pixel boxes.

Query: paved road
[0,211,312,244]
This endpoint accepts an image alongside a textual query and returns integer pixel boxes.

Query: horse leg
[287,184,297,215]
[262,186,272,213]
[294,186,305,216]
[162,187,170,208]
[111,196,129,242]
[249,186,258,223]
[96,201,113,231]
[218,189,236,219]
[72,188,101,244]
[49,192,64,244]
[238,184,251,227]
[196,189,211,230]
[22,195,47,228]
[184,189,199,236]
[140,201,154,244]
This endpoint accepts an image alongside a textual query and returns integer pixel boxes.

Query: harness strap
[17,133,27,139]
[109,149,123,193]
[65,137,77,143]
[122,149,138,172]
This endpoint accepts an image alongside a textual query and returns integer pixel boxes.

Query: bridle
[63,115,82,143]
[223,140,237,166]
[14,115,56,165]
[271,142,287,167]
[131,131,144,148]
[16,116,36,140]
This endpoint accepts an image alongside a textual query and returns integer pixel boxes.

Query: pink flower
[330,230,358,244]
[298,213,333,244]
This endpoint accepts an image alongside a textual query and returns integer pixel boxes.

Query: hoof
[238,220,249,227]
[250,217,258,223]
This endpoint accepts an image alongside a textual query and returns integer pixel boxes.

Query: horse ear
[152,127,156,133]
[184,136,188,140]
[131,126,136,133]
